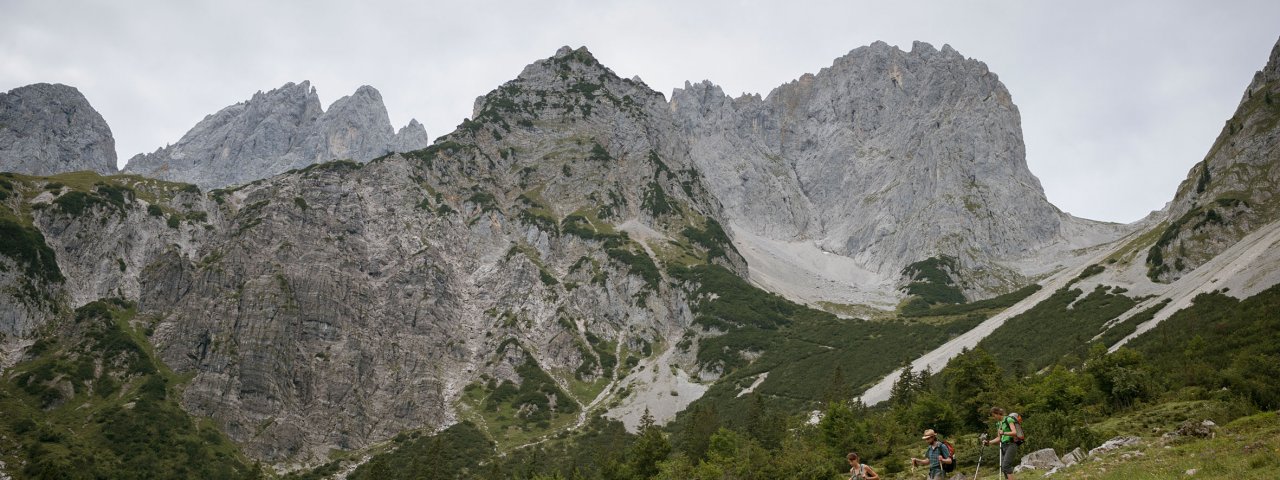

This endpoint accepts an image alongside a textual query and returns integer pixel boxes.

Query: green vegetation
[900,256,965,314]
[1094,299,1170,348]
[679,217,735,261]
[978,285,1137,372]
[900,284,1041,318]
[1147,197,1251,281]
[484,349,580,426]
[641,181,675,217]
[588,142,612,163]
[562,215,661,291]
[0,300,261,479]
[346,422,493,479]
[0,218,64,284]
[466,191,500,214]
[53,182,135,216]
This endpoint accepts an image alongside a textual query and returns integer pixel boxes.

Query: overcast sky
[3,1,1277,223]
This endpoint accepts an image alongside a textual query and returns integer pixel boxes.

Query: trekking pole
[974,434,987,479]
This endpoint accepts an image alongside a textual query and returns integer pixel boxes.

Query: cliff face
[1149,36,1280,282]
[121,82,428,189]
[0,83,117,176]
[672,41,1125,299]
[101,47,742,463]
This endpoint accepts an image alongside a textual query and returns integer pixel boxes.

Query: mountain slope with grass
[3,37,1280,479]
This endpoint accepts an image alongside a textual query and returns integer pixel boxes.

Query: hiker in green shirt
[983,407,1018,480]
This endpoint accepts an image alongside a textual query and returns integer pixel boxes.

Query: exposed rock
[1150,36,1280,282]
[1168,419,1218,439]
[122,82,425,189]
[391,119,430,153]
[0,83,117,176]
[1089,435,1141,457]
[1061,446,1085,466]
[113,46,743,464]
[1017,447,1063,471]
[672,41,1127,301]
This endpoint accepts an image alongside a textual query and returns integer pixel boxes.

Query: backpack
[850,463,872,480]
[1005,413,1027,445]
[939,440,957,473]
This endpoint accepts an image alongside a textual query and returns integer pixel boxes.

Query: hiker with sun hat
[910,429,953,479]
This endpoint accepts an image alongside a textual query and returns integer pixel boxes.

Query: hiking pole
[974,433,987,479]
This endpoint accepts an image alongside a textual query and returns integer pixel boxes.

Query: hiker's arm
[864,466,880,480]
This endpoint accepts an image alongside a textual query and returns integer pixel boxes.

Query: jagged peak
[512,45,621,86]
[327,85,386,112]
[1243,36,1280,104]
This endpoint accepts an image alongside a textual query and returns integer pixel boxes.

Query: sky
[2,1,1278,223]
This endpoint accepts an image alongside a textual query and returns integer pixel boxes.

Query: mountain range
[0,36,1277,477]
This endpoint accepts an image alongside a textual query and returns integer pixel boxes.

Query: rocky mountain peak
[1242,35,1280,105]
[392,118,429,152]
[122,81,426,189]
[0,83,117,175]
[671,40,1124,304]
[1151,36,1280,282]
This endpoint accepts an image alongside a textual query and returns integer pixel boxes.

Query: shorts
[928,471,946,480]
[1000,442,1019,474]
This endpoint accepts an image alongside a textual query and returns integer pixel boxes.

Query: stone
[0,83,117,176]
[122,81,426,189]
[1089,435,1141,457]
[1019,447,1063,470]
[1171,419,1218,439]
[1061,446,1085,466]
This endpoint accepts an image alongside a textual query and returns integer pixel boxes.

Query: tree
[674,404,718,461]
[627,408,672,479]
[745,393,785,450]
[943,348,1005,430]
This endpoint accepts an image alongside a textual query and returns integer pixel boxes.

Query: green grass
[1052,411,1280,480]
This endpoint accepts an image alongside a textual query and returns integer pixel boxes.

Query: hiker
[909,429,952,480]
[846,451,880,480]
[983,407,1018,480]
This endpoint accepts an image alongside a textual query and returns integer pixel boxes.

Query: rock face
[672,41,1124,299]
[0,83,117,176]
[122,82,428,189]
[1148,36,1280,282]
[105,46,740,463]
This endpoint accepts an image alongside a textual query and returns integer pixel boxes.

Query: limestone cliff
[121,82,428,189]
[116,46,742,463]
[672,41,1127,302]
[0,83,117,176]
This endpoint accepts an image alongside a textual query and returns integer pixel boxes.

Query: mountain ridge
[121,81,428,189]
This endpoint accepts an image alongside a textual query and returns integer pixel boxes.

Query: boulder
[1089,435,1141,457]
[1061,447,1086,466]
[1017,448,1063,471]
[1172,419,1218,439]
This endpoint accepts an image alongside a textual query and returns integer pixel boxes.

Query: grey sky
[3,1,1277,223]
